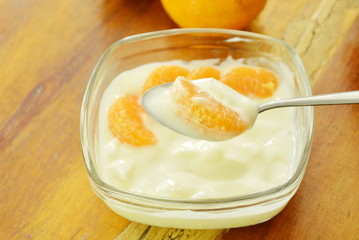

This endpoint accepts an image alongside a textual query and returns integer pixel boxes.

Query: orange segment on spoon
[142,65,189,94]
[171,77,250,140]
[221,66,279,98]
[108,94,157,146]
[187,67,221,80]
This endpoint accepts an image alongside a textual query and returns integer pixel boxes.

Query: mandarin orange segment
[108,95,157,146]
[171,77,249,139]
[221,66,278,98]
[187,67,221,80]
[142,65,189,94]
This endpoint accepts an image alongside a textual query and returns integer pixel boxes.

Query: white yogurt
[98,57,296,199]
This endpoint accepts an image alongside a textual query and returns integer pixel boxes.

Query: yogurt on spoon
[142,77,259,141]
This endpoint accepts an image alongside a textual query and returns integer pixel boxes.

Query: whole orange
[160,0,266,29]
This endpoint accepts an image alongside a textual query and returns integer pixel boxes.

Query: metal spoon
[142,81,359,140]
[258,90,359,112]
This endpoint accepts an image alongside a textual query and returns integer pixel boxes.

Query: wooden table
[1,0,358,239]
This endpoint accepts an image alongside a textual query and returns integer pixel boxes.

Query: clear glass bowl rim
[80,28,314,208]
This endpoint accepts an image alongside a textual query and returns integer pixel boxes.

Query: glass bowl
[80,28,313,229]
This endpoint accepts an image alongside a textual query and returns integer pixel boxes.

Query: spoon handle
[259,90,359,113]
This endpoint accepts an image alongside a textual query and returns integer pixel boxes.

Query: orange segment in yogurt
[221,66,278,98]
[142,65,189,93]
[171,77,250,140]
[109,95,157,146]
[187,67,221,80]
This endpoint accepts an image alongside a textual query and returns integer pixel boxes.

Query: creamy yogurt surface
[98,57,297,199]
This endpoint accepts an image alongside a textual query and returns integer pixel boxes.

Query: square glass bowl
[80,28,313,229]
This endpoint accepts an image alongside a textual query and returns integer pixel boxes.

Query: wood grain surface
[1,0,358,239]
